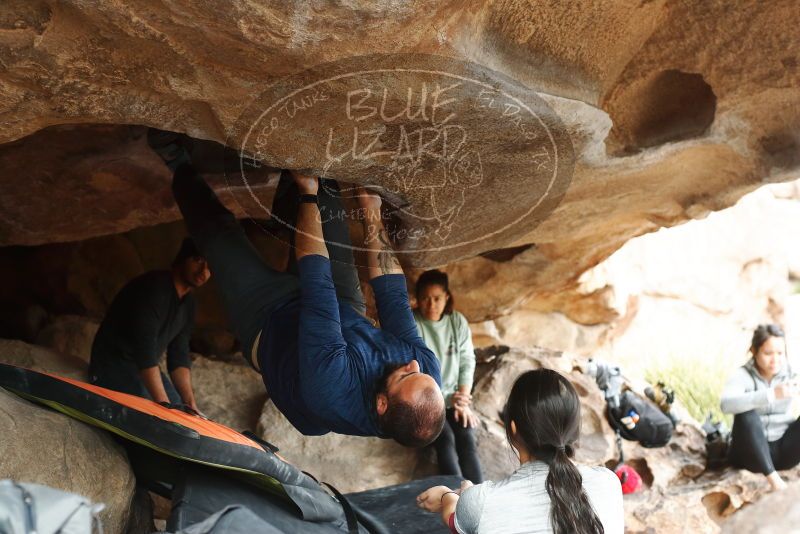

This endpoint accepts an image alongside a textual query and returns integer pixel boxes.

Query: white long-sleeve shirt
[454,462,624,534]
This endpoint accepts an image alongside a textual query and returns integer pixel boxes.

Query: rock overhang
[0,0,798,317]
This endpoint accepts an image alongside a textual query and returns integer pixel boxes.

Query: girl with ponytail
[417,369,623,533]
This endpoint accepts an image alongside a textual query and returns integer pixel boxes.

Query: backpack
[606,390,674,448]
[702,415,731,470]
[0,480,105,534]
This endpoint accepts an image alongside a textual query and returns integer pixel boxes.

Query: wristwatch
[299,194,318,204]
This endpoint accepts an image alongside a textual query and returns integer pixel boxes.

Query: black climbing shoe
[266,170,300,230]
[147,128,193,172]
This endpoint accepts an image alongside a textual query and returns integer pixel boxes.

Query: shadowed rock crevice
[0,0,51,34]
[626,458,654,488]
[479,244,535,263]
[604,70,717,156]
[702,491,734,524]
[760,130,800,172]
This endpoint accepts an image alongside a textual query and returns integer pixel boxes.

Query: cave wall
[0,1,797,316]
[0,220,243,354]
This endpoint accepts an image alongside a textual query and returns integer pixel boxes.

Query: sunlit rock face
[0,1,797,295]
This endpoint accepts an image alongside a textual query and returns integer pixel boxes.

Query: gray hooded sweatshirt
[720,360,796,442]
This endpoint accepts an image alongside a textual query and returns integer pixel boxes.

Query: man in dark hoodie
[89,238,210,413]
[151,130,445,446]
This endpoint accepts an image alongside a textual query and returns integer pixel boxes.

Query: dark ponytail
[503,370,604,534]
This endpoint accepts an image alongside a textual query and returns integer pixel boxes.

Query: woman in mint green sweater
[414,269,483,483]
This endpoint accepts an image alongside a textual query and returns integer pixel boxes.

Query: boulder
[3,334,798,532]
[472,418,518,482]
[625,466,800,534]
[257,400,419,493]
[34,314,99,363]
[191,356,267,432]
[0,338,86,379]
[0,388,138,533]
[491,309,609,356]
[722,480,800,533]
[253,346,617,493]
[0,2,796,308]
[471,347,614,470]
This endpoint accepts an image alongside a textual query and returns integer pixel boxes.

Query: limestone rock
[722,480,800,534]
[3,333,792,533]
[251,346,619,494]
[34,314,99,363]
[0,388,137,534]
[625,466,800,534]
[471,347,614,468]
[460,181,800,385]
[492,309,609,356]
[191,356,267,432]
[0,338,86,379]
[618,422,707,491]
[257,400,419,493]
[0,2,796,308]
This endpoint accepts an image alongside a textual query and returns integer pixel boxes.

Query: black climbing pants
[728,409,800,474]
[434,408,484,483]
[171,163,365,362]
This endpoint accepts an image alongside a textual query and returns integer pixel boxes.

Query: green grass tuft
[645,353,734,428]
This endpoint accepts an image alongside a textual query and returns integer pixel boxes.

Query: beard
[375,362,406,432]
[178,264,204,289]
[181,273,200,289]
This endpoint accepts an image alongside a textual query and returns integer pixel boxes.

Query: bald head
[376,363,445,447]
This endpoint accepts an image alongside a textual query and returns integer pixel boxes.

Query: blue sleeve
[370,274,427,348]
[297,255,353,404]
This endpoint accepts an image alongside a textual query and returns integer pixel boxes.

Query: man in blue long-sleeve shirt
[153,130,445,446]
